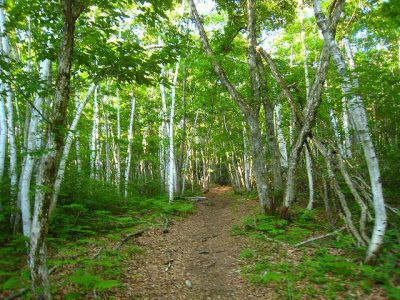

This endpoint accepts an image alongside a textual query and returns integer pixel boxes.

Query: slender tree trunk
[342,96,352,158]
[159,63,169,191]
[274,103,288,169]
[201,149,209,193]
[18,59,51,238]
[313,0,387,261]
[181,111,199,196]
[168,60,180,202]
[104,95,111,183]
[298,0,310,96]
[298,0,315,211]
[262,99,283,203]
[90,85,99,179]
[0,9,8,188]
[74,91,82,174]
[305,146,314,210]
[124,92,136,198]
[176,62,187,194]
[322,177,335,229]
[0,88,7,181]
[326,83,346,157]
[50,84,95,215]
[242,121,251,192]
[116,88,121,193]
[0,0,18,204]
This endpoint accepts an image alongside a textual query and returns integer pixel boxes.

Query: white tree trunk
[160,63,169,190]
[313,0,387,261]
[326,83,346,157]
[305,146,314,210]
[0,91,6,181]
[104,95,111,183]
[74,92,82,174]
[116,88,121,193]
[274,103,288,168]
[18,59,51,237]
[298,0,314,210]
[124,92,136,198]
[90,85,99,179]
[298,0,310,98]
[168,59,180,202]
[342,97,352,158]
[181,110,199,196]
[0,2,18,198]
[242,121,251,192]
[50,84,95,215]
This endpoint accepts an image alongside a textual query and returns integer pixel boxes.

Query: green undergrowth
[0,180,194,299]
[233,206,400,299]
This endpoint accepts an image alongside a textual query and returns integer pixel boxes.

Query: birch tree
[0,0,18,203]
[124,91,136,198]
[313,0,387,261]
[18,59,51,238]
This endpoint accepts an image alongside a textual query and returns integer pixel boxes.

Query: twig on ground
[184,196,207,201]
[295,226,346,247]
[165,258,174,272]
[5,289,29,300]
[113,230,144,251]
[163,217,169,233]
[91,246,104,259]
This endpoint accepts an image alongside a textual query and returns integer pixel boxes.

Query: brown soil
[123,186,276,299]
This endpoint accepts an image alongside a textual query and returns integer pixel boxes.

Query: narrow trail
[124,186,276,299]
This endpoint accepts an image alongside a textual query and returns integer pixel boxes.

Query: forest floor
[123,186,277,299]
[1,185,393,299]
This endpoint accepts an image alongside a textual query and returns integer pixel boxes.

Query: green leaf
[94,279,120,290]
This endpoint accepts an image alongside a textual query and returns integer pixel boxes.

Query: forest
[0,0,399,299]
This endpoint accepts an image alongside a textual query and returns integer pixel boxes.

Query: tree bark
[0,0,18,207]
[168,59,180,202]
[90,85,99,179]
[124,92,136,198]
[242,121,252,192]
[18,59,51,238]
[274,103,288,169]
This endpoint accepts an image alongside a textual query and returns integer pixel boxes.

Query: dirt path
[125,186,276,299]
